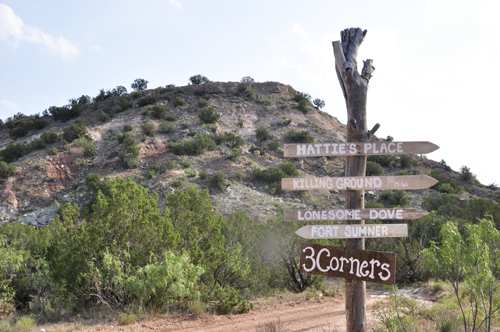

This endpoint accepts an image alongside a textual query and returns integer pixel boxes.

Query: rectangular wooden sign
[284,141,439,157]
[282,175,438,191]
[295,224,408,240]
[300,243,396,285]
[284,208,428,221]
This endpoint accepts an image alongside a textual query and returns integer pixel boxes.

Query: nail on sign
[300,243,396,285]
[295,224,408,240]
[281,175,438,191]
[284,141,439,157]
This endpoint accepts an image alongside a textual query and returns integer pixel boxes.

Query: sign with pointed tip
[284,208,428,221]
[295,224,408,240]
[284,141,439,158]
[300,243,396,285]
[281,175,438,191]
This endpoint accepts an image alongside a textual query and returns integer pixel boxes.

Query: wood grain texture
[300,243,396,285]
[295,224,408,239]
[334,27,373,332]
[284,208,429,221]
[283,141,439,157]
[281,175,438,191]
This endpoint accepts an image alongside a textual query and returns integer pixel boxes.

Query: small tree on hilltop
[131,78,149,91]
[241,76,254,83]
[312,98,325,110]
[189,74,210,85]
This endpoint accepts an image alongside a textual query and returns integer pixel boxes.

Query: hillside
[0,81,497,227]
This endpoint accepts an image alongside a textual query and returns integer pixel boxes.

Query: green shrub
[249,145,265,156]
[159,121,174,134]
[252,162,298,195]
[0,161,17,180]
[432,282,444,294]
[98,109,109,122]
[138,95,155,107]
[210,172,226,190]
[255,126,272,141]
[117,132,128,144]
[118,313,137,325]
[199,171,208,179]
[150,105,167,119]
[173,96,188,107]
[395,171,413,175]
[439,159,452,171]
[185,169,196,177]
[62,120,87,143]
[75,138,96,157]
[243,87,257,99]
[214,132,244,148]
[189,74,210,85]
[227,148,241,161]
[0,143,25,163]
[123,124,133,132]
[50,147,59,155]
[49,104,81,122]
[367,155,396,168]
[400,155,417,168]
[428,170,462,194]
[13,317,35,332]
[180,159,191,168]
[313,98,325,110]
[29,138,46,150]
[85,173,102,191]
[197,98,209,108]
[238,120,243,127]
[267,141,282,151]
[379,190,408,207]
[41,130,59,144]
[131,91,142,99]
[284,129,314,143]
[235,170,244,182]
[366,161,384,176]
[164,115,176,122]
[140,122,156,136]
[165,160,176,170]
[122,136,137,147]
[258,97,272,106]
[119,97,132,111]
[198,107,221,124]
[9,125,29,138]
[293,92,311,113]
[131,78,148,91]
[182,135,217,155]
[460,165,477,182]
[126,145,140,158]
[201,123,217,133]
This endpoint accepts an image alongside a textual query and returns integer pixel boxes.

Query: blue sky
[1,0,499,186]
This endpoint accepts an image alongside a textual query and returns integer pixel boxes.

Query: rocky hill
[0,81,497,227]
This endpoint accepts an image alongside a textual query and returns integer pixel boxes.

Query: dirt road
[81,294,382,332]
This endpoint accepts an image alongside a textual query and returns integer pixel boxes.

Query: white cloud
[0,4,80,60]
[169,0,182,10]
[1,100,20,110]
[90,45,103,52]
[291,24,308,38]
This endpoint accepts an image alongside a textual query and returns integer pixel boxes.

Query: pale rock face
[0,205,19,225]
[16,207,58,227]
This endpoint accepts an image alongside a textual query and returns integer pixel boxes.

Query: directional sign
[295,224,408,240]
[281,175,438,191]
[284,141,439,157]
[284,208,428,221]
[300,243,396,285]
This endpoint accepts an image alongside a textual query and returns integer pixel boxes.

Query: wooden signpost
[282,175,438,191]
[279,27,440,331]
[300,243,396,285]
[295,224,408,240]
[284,141,439,157]
[284,208,428,221]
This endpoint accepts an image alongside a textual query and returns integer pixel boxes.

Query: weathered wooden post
[333,27,376,332]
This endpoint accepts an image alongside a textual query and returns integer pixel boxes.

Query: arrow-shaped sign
[284,208,428,221]
[295,224,408,240]
[281,175,438,191]
[284,141,439,157]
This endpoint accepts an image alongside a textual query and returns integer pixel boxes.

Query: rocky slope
[0,81,497,227]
